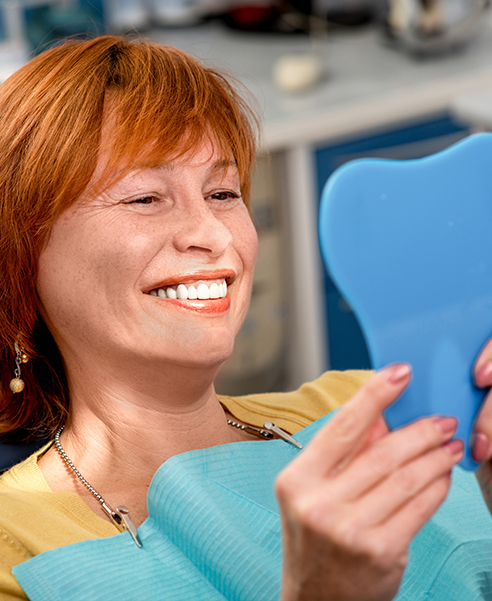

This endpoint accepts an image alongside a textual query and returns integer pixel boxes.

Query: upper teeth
[150,280,227,300]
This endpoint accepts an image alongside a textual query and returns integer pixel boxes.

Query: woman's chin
[184,343,235,371]
[151,335,236,372]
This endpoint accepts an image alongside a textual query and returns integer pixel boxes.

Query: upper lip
[145,270,236,293]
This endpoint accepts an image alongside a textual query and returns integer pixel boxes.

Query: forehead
[89,118,237,199]
[108,160,240,198]
[130,139,238,173]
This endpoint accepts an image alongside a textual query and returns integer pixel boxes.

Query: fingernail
[444,439,464,455]
[434,417,457,435]
[385,364,410,384]
[476,361,492,387]
[473,432,490,462]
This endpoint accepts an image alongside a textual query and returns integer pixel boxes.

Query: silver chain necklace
[54,426,142,548]
[54,420,302,549]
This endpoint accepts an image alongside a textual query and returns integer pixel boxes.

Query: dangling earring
[9,341,28,393]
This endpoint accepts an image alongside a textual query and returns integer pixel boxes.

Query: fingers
[279,457,455,588]
[351,438,462,526]
[473,338,492,387]
[298,422,461,541]
[472,393,492,462]
[317,471,453,568]
[475,361,492,388]
[472,339,492,462]
[295,364,411,479]
[359,416,390,451]
[374,472,453,555]
[330,416,458,501]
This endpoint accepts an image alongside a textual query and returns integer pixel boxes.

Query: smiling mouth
[148,279,228,301]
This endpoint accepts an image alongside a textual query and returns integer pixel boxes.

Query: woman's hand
[472,341,492,514]
[276,365,463,601]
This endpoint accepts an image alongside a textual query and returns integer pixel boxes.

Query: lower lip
[156,297,230,314]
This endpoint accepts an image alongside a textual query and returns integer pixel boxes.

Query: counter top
[150,12,492,151]
[451,84,492,129]
[3,15,492,150]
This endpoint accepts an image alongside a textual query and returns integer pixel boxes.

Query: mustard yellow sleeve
[220,369,373,434]
[0,527,30,600]
[0,447,119,601]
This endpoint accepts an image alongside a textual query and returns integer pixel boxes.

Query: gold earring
[9,341,28,393]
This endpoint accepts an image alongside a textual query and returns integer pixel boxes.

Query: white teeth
[151,280,228,300]
[177,284,188,300]
[197,283,210,300]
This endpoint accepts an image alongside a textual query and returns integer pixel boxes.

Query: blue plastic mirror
[319,133,492,470]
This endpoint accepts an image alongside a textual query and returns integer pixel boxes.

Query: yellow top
[0,370,371,600]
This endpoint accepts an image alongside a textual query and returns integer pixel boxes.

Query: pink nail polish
[476,362,492,387]
[444,439,464,455]
[434,417,457,435]
[473,432,490,462]
[386,364,410,384]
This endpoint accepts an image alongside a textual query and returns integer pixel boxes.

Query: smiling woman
[0,35,489,601]
[0,37,258,436]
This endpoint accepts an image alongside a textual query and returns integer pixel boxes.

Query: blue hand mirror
[318,133,492,470]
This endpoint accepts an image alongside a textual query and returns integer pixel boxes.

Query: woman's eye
[209,191,240,202]
[122,196,158,207]
[132,196,155,205]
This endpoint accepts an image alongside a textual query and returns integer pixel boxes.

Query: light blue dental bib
[13,414,492,601]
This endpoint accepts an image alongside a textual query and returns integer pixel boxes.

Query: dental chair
[0,435,49,473]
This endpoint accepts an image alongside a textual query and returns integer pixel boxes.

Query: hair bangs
[93,44,259,206]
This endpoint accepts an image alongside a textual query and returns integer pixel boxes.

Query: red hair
[0,36,260,439]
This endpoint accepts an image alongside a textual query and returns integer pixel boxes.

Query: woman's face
[36,138,258,373]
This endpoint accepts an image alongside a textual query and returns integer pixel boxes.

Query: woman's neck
[37,361,247,527]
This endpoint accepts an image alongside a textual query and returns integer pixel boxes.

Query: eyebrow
[146,159,238,174]
[210,159,239,177]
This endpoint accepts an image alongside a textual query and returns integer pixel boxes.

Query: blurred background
[1,0,492,399]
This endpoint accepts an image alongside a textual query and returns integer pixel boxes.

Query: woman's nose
[172,200,233,257]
